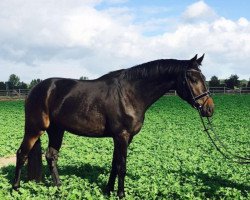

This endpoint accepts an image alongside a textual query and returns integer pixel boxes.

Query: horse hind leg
[12,130,43,190]
[13,112,50,190]
[45,124,64,186]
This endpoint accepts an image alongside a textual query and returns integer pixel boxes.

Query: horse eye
[187,72,198,84]
[193,79,198,83]
[189,77,198,84]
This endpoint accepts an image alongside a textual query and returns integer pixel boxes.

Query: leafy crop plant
[0,95,249,199]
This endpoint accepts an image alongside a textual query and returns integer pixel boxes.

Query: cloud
[0,0,249,83]
[182,0,217,22]
[0,0,143,82]
[103,0,128,4]
[149,15,250,79]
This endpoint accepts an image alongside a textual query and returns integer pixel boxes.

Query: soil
[0,155,16,167]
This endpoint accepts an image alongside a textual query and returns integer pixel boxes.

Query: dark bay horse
[13,54,214,198]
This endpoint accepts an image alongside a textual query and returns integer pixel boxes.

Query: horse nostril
[207,105,214,114]
[208,106,211,113]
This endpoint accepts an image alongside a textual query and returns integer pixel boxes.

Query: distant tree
[0,82,6,90]
[224,74,240,89]
[209,76,220,87]
[248,80,250,87]
[8,74,20,89]
[19,82,28,89]
[79,76,88,80]
[29,79,42,89]
[240,79,248,87]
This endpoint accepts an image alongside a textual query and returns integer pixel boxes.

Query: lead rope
[198,109,250,164]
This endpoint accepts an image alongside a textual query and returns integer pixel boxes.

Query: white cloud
[238,17,249,27]
[103,0,128,4]
[182,1,217,22]
[149,15,250,79]
[0,0,250,83]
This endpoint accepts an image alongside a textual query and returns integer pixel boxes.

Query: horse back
[25,77,145,137]
[26,78,112,136]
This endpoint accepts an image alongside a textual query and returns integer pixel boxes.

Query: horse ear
[197,53,205,65]
[190,54,198,62]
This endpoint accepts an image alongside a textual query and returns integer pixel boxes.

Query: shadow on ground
[1,164,249,198]
[169,169,250,198]
[0,163,108,188]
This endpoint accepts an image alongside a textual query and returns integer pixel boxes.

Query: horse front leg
[114,130,132,198]
[106,145,117,194]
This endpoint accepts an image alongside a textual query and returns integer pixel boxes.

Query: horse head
[177,54,214,117]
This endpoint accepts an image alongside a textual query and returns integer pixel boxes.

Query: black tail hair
[27,138,42,181]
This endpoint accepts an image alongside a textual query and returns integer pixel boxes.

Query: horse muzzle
[199,97,214,117]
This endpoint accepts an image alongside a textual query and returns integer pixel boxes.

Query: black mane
[98,59,190,80]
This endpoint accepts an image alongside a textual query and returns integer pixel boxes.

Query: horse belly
[52,92,109,137]
[57,111,107,137]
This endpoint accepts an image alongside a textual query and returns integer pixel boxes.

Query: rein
[198,110,250,164]
[184,69,250,164]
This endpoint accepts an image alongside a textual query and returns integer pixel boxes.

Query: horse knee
[117,165,126,178]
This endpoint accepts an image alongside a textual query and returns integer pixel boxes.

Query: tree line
[0,74,89,90]
[209,74,250,89]
[0,74,42,90]
[0,74,249,90]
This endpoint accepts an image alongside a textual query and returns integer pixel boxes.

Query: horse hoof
[12,184,20,191]
[117,191,125,199]
[105,186,114,196]
[54,181,61,187]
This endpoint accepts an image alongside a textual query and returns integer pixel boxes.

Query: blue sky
[96,0,250,35]
[0,0,249,82]
[97,0,250,20]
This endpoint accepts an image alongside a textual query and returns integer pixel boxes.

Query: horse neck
[131,75,177,109]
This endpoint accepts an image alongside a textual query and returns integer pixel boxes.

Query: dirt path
[0,155,16,168]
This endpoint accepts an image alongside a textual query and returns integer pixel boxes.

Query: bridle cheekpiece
[184,69,211,109]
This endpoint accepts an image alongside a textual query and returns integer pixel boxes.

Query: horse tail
[26,79,56,181]
[27,138,43,181]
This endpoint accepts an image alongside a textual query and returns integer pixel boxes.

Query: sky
[0,0,250,83]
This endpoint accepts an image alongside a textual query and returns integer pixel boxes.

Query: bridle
[184,69,210,109]
[183,69,250,164]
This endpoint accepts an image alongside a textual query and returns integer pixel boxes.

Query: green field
[0,95,249,199]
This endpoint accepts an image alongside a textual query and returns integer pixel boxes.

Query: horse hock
[45,147,61,186]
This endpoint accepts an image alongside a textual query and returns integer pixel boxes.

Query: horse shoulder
[117,83,145,135]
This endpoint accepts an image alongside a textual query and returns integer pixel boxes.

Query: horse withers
[13,54,214,198]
